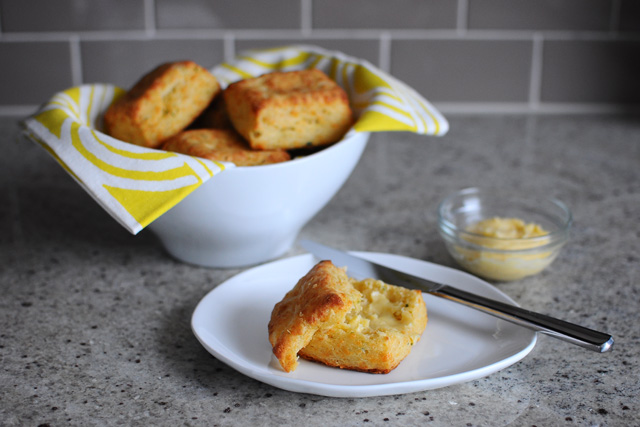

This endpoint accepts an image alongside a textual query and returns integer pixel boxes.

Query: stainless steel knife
[299,239,614,353]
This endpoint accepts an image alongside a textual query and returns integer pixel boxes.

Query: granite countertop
[1,114,638,426]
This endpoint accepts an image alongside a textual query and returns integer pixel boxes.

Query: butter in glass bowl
[437,188,572,281]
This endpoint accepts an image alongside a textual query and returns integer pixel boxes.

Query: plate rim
[191,252,537,397]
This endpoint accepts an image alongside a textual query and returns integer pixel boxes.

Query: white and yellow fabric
[22,45,448,235]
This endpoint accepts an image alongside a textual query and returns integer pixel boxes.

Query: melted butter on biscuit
[345,279,416,332]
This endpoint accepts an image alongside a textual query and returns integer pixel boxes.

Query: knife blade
[299,239,614,353]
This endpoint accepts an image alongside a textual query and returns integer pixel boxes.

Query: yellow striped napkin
[22,45,448,235]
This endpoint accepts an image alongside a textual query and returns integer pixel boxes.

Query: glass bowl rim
[437,187,572,253]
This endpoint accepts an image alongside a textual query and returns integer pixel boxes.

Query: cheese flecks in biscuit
[268,261,428,374]
[104,61,220,148]
[162,129,290,166]
[268,260,361,373]
[224,69,353,151]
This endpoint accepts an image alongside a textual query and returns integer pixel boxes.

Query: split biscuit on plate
[268,260,428,374]
[224,69,353,151]
[162,129,290,166]
[268,260,361,373]
[104,61,220,148]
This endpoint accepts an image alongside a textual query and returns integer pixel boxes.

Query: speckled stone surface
[1,115,638,426]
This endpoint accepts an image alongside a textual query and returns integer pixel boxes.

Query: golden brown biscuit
[299,277,427,374]
[224,69,353,151]
[104,61,220,148]
[268,260,361,373]
[162,129,290,166]
[190,94,234,130]
[268,261,428,374]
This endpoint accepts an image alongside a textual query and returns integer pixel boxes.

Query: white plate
[191,252,537,397]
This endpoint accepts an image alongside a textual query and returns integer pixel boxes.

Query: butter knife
[299,239,614,353]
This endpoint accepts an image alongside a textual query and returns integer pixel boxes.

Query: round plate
[191,252,536,397]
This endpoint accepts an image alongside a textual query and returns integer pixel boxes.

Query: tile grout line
[0,106,38,116]
[301,0,312,37]
[528,33,544,112]
[2,29,638,42]
[224,33,235,62]
[379,32,391,73]
[456,0,469,35]
[434,102,640,115]
[145,0,157,36]
[70,35,83,86]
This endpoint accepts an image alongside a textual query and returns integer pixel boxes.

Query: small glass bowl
[437,187,572,281]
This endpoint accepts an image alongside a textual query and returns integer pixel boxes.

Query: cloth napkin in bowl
[22,45,449,235]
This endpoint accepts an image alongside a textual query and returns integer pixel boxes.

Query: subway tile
[155,0,300,30]
[468,0,612,31]
[81,39,225,89]
[541,39,640,103]
[0,0,145,32]
[390,39,533,102]
[0,41,73,105]
[235,39,381,67]
[313,0,457,29]
[620,0,640,32]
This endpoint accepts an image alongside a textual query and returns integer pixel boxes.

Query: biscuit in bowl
[104,61,220,148]
[190,94,234,130]
[224,69,353,151]
[162,129,291,166]
[268,260,427,374]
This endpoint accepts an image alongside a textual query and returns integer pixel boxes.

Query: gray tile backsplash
[0,41,73,105]
[1,0,639,114]
[235,38,381,66]
[467,0,612,31]
[155,0,301,30]
[541,40,640,104]
[312,0,457,30]
[81,39,225,89]
[391,39,533,103]
[0,0,145,32]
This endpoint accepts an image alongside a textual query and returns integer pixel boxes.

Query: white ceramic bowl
[149,131,369,268]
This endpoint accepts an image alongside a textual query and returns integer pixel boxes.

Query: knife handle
[435,285,614,353]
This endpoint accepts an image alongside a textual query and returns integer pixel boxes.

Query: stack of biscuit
[268,260,428,374]
[103,61,354,166]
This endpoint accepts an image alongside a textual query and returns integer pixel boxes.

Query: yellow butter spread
[344,278,416,333]
[454,217,554,281]
[466,217,549,250]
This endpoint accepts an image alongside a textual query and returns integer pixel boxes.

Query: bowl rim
[437,187,573,254]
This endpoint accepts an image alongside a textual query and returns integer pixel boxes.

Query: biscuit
[224,69,353,151]
[104,61,220,148]
[190,94,233,130]
[299,277,427,374]
[268,261,361,373]
[268,261,427,374]
[162,129,290,166]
